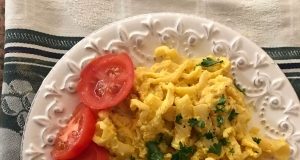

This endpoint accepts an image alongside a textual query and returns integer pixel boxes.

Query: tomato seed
[97,89,105,97]
[105,68,121,79]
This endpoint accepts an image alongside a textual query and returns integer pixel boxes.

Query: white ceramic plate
[21,13,300,160]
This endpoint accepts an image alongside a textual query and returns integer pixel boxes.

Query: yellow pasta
[93,46,290,160]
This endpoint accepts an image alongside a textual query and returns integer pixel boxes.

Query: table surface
[0,0,4,125]
[0,0,4,94]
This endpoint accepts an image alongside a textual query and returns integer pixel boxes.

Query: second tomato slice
[50,103,96,159]
[71,142,110,160]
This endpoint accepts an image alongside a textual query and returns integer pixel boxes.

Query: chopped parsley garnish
[229,148,235,154]
[215,94,227,113]
[204,131,215,142]
[146,139,164,160]
[130,155,135,160]
[171,142,196,160]
[188,118,205,128]
[234,82,246,95]
[219,138,229,146]
[197,133,204,138]
[215,105,226,113]
[208,142,222,156]
[197,57,223,67]
[175,113,183,124]
[157,134,164,143]
[228,109,239,122]
[252,137,261,144]
[217,115,224,127]
[217,94,226,106]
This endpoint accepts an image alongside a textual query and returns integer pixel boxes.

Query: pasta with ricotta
[93,46,290,160]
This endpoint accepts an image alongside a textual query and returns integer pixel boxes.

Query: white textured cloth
[6,0,300,47]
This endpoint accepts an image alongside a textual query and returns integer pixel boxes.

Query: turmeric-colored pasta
[93,46,290,160]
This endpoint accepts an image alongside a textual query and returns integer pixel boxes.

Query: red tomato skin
[70,142,110,160]
[77,53,134,110]
[50,103,96,159]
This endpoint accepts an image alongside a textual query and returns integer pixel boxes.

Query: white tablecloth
[6,0,300,47]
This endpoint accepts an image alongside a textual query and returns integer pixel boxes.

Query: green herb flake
[158,134,164,144]
[219,138,229,146]
[204,131,215,142]
[233,82,246,95]
[228,109,239,122]
[188,118,205,128]
[254,151,259,153]
[146,140,164,160]
[217,115,224,127]
[217,94,226,106]
[208,142,222,156]
[215,105,226,113]
[229,148,235,154]
[215,95,227,113]
[175,113,183,124]
[252,137,261,145]
[130,155,136,160]
[197,57,223,67]
[171,142,196,160]
[197,133,204,138]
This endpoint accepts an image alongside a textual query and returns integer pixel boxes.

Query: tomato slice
[77,53,134,110]
[71,142,110,160]
[51,103,96,159]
